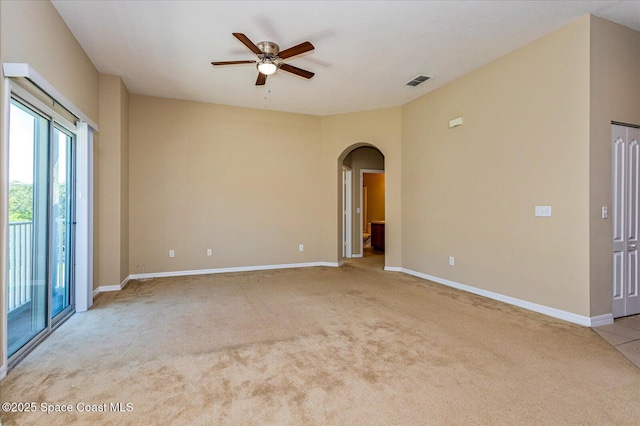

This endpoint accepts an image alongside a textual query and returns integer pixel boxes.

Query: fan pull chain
[264,87,272,109]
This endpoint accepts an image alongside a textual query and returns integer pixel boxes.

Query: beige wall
[364,173,385,225]
[129,98,403,273]
[401,16,592,315]
[129,95,323,273]
[321,108,402,267]
[344,147,384,254]
[120,79,130,282]
[96,74,129,287]
[589,17,640,316]
[0,0,99,124]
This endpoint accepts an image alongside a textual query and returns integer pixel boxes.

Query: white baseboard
[94,276,132,295]
[398,267,612,327]
[0,364,6,380]
[128,261,340,280]
[589,313,614,327]
[96,284,121,293]
[121,276,132,290]
[93,261,341,295]
[86,262,613,328]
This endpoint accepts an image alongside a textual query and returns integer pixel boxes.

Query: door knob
[630,244,637,249]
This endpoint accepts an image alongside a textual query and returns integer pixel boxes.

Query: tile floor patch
[617,316,640,331]
[594,314,640,369]
[595,323,640,340]
[594,329,636,346]
[616,340,640,366]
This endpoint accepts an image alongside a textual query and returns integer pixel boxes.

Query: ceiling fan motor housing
[257,41,280,58]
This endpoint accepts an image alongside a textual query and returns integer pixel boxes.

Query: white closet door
[612,124,640,318]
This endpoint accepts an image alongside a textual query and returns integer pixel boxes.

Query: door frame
[358,169,384,258]
[342,167,352,258]
[49,124,76,325]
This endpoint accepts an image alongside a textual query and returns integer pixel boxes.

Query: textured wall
[364,173,385,225]
[129,95,323,273]
[401,16,592,315]
[0,0,98,124]
[96,74,129,287]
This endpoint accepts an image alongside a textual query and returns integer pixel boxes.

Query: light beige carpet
[1,254,639,425]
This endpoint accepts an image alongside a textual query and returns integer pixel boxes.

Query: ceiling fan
[212,33,315,86]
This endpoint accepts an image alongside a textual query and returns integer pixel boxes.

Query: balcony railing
[8,220,68,314]
[8,221,32,312]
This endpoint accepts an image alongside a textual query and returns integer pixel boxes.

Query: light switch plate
[535,206,552,217]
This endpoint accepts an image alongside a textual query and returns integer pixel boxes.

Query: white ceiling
[51,1,640,116]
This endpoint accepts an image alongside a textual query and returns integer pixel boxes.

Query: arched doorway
[338,144,385,261]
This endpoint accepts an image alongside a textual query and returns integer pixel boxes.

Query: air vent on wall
[405,75,431,87]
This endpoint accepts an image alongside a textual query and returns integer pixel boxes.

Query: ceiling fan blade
[233,33,262,55]
[211,60,256,66]
[279,63,314,79]
[278,41,314,59]
[256,72,267,86]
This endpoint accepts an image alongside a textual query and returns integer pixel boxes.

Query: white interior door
[342,168,352,258]
[612,124,640,318]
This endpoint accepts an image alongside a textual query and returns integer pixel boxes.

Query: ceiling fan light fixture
[213,33,315,85]
[257,60,277,76]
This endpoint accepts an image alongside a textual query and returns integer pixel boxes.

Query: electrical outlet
[535,206,552,217]
[207,249,212,256]
[299,244,304,252]
[169,250,175,258]
[449,256,455,266]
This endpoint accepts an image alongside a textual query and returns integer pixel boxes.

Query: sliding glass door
[51,127,75,319]
[7,96,75,361]
[7,99,49,357]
